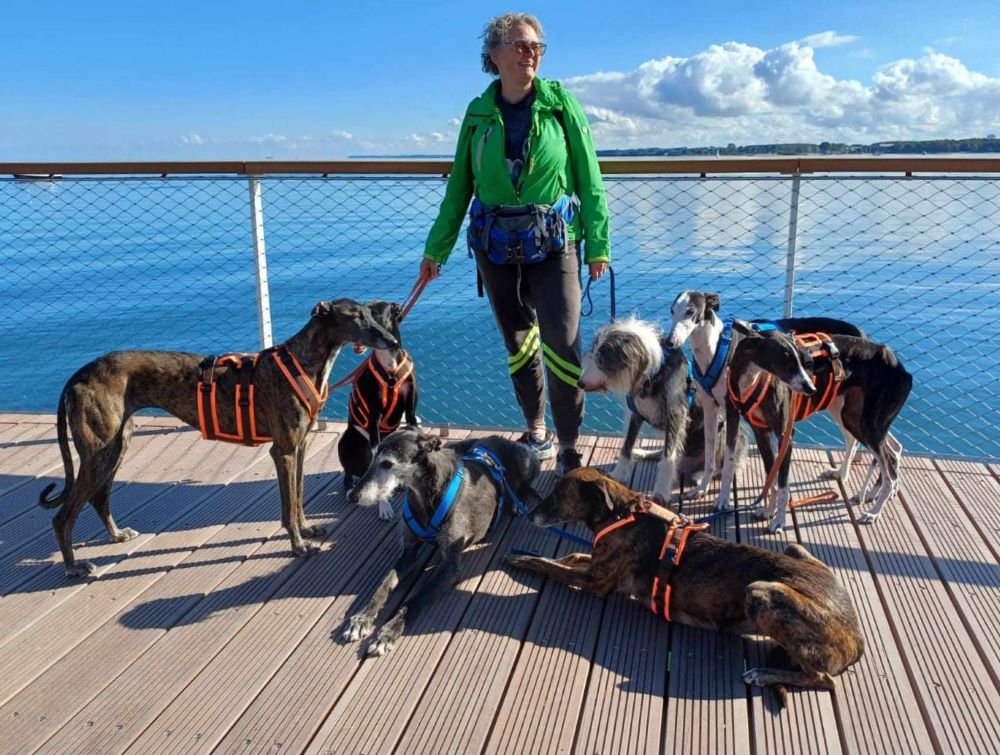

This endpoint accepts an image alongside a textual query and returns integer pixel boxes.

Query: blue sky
[2,1,998,159]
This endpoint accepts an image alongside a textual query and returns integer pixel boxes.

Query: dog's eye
[379,459,394,469]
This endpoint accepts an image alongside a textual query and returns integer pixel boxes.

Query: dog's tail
[38,390,74,509]
[765,645,791,710]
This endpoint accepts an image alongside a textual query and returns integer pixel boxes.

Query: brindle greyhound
[39,298,397,577]
[508,468,864,706]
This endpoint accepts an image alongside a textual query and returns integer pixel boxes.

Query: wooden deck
[0,413,998,755]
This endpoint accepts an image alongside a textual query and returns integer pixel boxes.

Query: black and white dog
[337,300,419,514]
[343,427,540,656]
[578,317,746,502]
[665,292,867,511]
[722,325,911,532]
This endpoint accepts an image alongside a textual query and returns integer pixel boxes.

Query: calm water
[1,174,998,459]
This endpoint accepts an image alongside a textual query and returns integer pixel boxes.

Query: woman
[421,12,611,475]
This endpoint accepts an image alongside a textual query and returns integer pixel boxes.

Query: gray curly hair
[480,13,544,75]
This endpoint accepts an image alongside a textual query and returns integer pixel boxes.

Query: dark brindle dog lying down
[39,299,397,577]
[507,468,864,705]
[343,426,540,657]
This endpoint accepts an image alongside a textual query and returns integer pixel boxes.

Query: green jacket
[424,77,611,265]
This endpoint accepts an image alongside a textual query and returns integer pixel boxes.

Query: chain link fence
[1,168,997,460]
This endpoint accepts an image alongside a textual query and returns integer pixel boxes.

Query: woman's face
[490,23,543,87]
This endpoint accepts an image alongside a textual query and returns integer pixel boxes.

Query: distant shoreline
[351,136,1000,160]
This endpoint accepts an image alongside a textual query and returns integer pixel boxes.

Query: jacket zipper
[476,125,493,173]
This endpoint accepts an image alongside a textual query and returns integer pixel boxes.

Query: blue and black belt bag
[467,195,576,265]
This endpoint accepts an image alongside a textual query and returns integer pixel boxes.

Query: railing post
[248,176,274,348]
[783,173,802,317]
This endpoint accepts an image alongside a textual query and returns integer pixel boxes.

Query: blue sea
[1,173,998,460]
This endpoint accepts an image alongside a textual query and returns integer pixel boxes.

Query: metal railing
[2,158,998,460]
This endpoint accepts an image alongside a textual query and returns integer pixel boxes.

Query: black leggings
[475,242,584,446]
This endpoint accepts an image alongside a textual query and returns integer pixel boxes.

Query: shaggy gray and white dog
[578,317,746,503]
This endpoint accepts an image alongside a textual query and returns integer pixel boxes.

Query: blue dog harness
[401,445,529,543]
[692,317,734,393]
[626,347,696,415]
[402,465,466,543]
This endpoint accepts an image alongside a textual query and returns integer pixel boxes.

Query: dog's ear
[582,476,617,513]
[311,301,331,318]
[390,302,403,322]
[704,293,721,312]
[417,433,442,454]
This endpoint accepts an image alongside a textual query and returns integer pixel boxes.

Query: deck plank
[0,433,269,645]
[832,449,1000,753]
[932,458,1000,562]
[893,455,1000,684]
[388,437,599,755]
[479,442,614,755]
[8,436,348,754]
[793,449,933,754]
[0,414,997,754]
[737,449,843,755]
[663,458,751,755]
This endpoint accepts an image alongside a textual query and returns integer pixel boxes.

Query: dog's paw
[742,668,768,687]
[712,500,734,513]
[751,507,770,521]
[767,520,785,535]
[366,633,397,658]
[857,511,880,525]
[290,540,318,557]
[65,560,97,578]
[504,553,531,569]
[300,524,327,538]
[111,527,140,543]
[819,468,843,481]
[378,501,395,521]
[342,615,375,643]
[682,487,706,501]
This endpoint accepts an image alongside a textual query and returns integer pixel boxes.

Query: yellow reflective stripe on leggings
[541,342,582,387]
[508,324,540,374]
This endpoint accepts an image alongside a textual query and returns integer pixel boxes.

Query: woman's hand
[420,257,441,280]
[589,262,608,280]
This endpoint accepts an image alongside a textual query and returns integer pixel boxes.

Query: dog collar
[693,317,734,393]
[402,464,466,542]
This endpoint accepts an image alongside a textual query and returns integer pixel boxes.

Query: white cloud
[800,31,859,49]
[561,35,1000,147]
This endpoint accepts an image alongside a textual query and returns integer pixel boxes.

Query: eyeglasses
[502,39,547,56]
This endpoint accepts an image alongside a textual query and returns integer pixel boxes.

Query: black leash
[581,265,616,320]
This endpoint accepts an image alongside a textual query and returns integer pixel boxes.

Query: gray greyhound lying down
[39,298,397,577]
[343,427,541,657]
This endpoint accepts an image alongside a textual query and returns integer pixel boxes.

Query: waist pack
[467,195,575,265]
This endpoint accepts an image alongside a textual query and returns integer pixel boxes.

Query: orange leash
[398,269,432,323]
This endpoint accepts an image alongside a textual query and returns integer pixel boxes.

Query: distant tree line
[596,137,1000,157]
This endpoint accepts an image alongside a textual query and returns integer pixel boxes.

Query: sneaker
[517,430,555,460]
[556,448,583,476]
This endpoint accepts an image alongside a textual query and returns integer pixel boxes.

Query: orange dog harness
[197,345,328,446]
[347,350,414,438]
[592,512,709,622]
[726,331,845,428]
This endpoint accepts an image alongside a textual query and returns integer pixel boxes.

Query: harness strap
[592,513,636,547]
[196,345,326,446]
[626,348,695,416]
[651,521,709,621]
[462,445,530,535]
[402,465,466,542]
[727,369,773,429]
[693,317,734,393]
[271,345,329,416]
